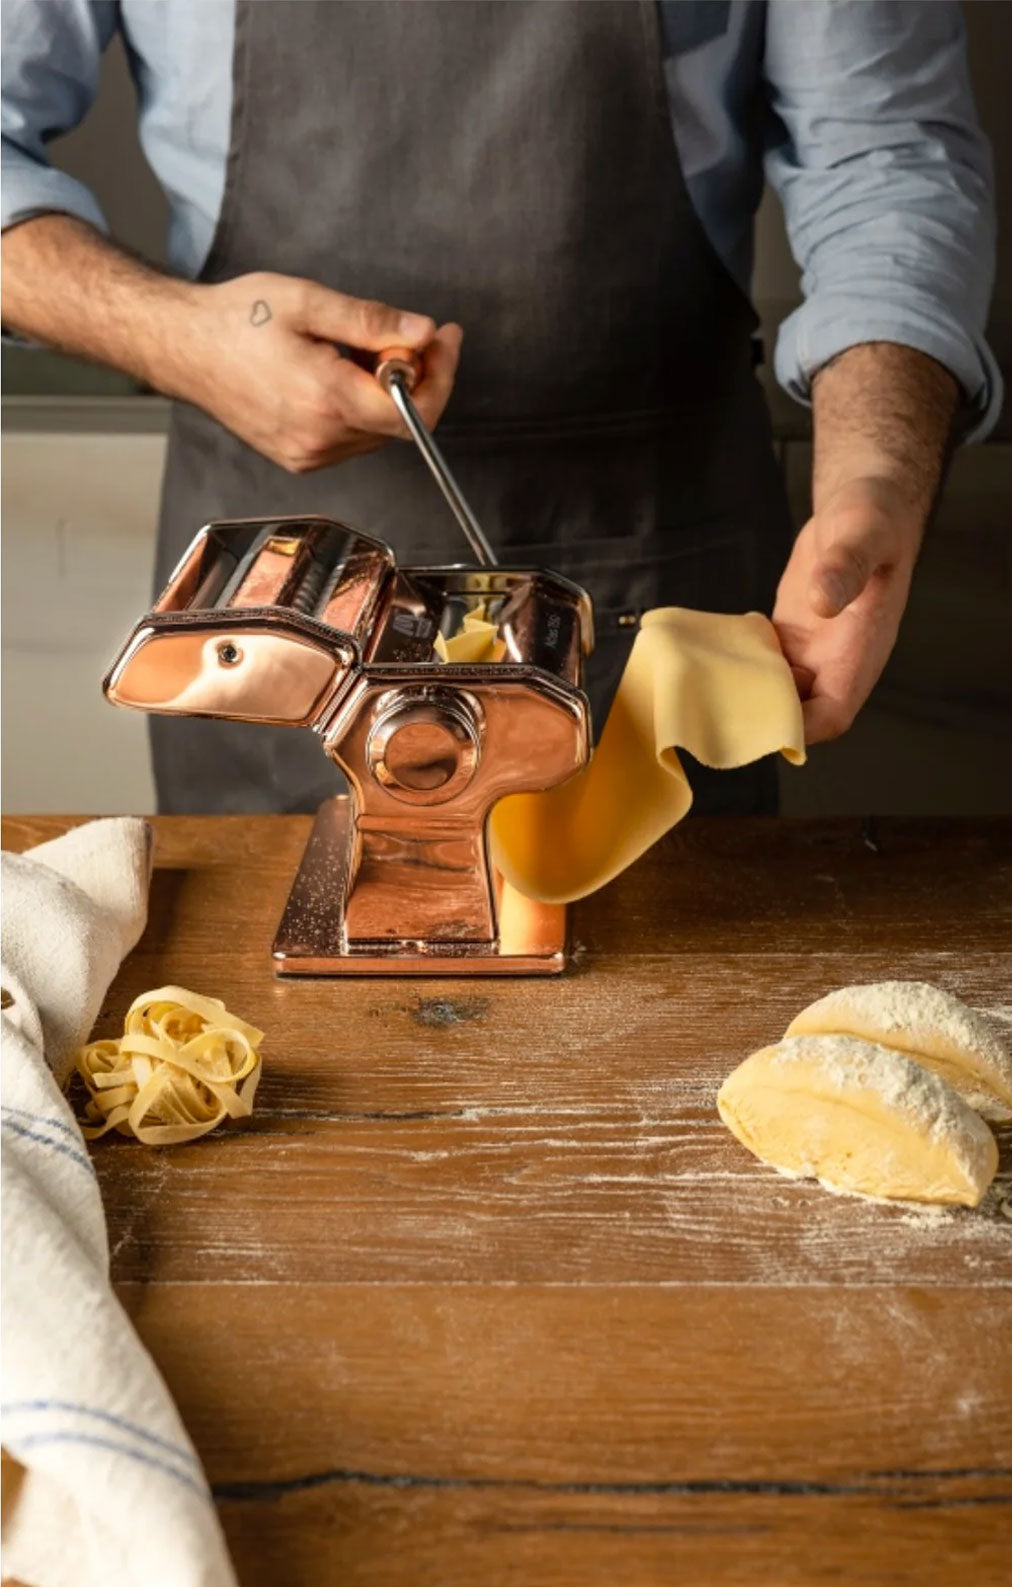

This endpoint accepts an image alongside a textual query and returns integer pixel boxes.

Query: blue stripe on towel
[7,1430,210,1499]
[1,1114,95,1177]
[2,1399,202,1469]
[1,1105,85,1142]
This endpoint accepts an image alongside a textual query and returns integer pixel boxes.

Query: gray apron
[153,0,793,815]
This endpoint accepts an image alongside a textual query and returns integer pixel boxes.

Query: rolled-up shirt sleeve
[764,0,1001,442]
[2,0,119,235]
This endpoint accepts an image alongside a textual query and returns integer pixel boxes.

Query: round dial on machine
[366,690,482,805]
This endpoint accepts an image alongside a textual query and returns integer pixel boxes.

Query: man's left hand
[773,476,922,744]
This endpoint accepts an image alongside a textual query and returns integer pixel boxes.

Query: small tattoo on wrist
[250,299,272,327]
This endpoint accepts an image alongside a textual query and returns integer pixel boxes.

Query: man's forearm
[811,342,959,525]
[775,342,962,742]
[1,213,457,475]
[1,214,199,396]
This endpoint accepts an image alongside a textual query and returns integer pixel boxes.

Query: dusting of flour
[767,1034,996,1192]
[789,981,1012,1118]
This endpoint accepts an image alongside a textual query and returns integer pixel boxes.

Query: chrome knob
[366,691,481,805]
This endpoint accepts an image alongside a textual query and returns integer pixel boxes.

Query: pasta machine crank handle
[375,346,498,569]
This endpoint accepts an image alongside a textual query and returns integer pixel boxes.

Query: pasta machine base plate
[272,795,569,976]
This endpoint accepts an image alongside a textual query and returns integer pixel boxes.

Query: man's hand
[773,477,921,743]
[183,272,462,473]
[1,217,462,471]
[774,343,958,744]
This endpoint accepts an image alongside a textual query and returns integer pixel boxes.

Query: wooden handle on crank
[375,347,422,394]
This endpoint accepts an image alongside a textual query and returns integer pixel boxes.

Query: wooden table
[4,815,1011,1586]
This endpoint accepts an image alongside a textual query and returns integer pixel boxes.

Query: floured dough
[717,1035,998,1207]
[489,607,805,903]
[786,981,1012,1122]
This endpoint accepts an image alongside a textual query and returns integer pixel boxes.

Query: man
[2,1,999,814]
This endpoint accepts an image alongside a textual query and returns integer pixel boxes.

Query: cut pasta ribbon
[76,986,264,1147]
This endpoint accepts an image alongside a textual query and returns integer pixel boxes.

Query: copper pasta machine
[104,350,594,975]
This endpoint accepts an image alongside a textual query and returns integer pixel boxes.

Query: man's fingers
[802,692,856,745]
[808,509,896,620]
[298,281,436,352]
[297,322,463,445]
[789,661,817,699]
[771,615,817,700]
[337,321,463,435]
[410,322,464,427]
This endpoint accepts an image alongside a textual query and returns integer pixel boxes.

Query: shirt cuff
[1,150,108,238]
[774,294,1004,445]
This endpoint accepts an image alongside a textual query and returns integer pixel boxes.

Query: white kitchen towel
[1,818,237,1587]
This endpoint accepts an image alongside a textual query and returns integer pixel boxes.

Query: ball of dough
[785,981,1012,1122]
[717,1035,998,1207]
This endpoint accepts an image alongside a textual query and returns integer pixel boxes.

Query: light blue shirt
[1,0,1001,437]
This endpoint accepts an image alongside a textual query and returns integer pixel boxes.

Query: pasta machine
[103,516,593,975]
[104,347,594,974]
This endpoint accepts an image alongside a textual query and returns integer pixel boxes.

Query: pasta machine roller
[103,515,593,974]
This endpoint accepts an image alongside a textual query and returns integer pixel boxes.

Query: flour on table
[717,1035,998,1209]
[786,981,1012,1121]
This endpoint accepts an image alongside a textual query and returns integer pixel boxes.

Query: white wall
[1,432,163,813]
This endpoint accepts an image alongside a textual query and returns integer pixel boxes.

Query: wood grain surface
[3,814,1011,1587]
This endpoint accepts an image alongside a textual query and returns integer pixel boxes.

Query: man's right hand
[1,217,461,472]
[182,272,463,473]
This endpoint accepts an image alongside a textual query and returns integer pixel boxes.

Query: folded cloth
[489,608,806,903]
[1,818,237,1587]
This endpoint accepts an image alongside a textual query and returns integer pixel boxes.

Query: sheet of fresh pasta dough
[488,607,805,904]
